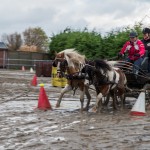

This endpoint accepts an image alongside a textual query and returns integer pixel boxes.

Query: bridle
[53,58,66,77]
[54,58,85,80]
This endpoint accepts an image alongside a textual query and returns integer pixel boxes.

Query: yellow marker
[51,67,67,88]
[40,83,44,87]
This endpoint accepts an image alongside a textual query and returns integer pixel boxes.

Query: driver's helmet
[142,28,150,34]
[129,31,138,37]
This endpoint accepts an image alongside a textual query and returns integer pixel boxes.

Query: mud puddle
[0,70,150,150]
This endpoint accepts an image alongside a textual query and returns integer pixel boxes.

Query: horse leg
[115,95,120,105]
[120,93,125,110]
[79,89,85,113]
[110,90,118,110]
[103,94,110,107]
[117,87,126,110]
[92,93,103,112]
[97,99,102,113]
[83,86,91,111]
[56,84,72,108]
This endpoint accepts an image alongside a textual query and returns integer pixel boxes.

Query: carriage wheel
[145,90,150,107]
[143,84,150,108]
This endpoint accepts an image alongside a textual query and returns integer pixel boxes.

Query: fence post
[7,58,9,69]
[33,60,36,71]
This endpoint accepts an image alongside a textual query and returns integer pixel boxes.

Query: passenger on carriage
[141,27,150,73]
[118,31,145,74]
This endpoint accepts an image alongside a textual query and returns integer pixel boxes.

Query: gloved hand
[134,44,139,50]
[134,53,140,57]
[126,45,132,51]
[118,53,124,58]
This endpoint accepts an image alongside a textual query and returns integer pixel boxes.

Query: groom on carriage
[118,31,145,74]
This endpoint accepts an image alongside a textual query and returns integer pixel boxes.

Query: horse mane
[59,48,86,69]
[94,59,112,74]
[82,59,112,85]
[64,49,85,61]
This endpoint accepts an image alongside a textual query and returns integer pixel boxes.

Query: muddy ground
[0,70,150,150]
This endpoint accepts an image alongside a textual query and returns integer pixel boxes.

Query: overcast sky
[0,0,150,39]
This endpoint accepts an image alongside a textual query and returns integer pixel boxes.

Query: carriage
[111,59,150,106]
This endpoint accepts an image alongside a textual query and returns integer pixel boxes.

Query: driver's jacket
[120,40,145,61]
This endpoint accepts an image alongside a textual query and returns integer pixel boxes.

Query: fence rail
[0,58,53,70]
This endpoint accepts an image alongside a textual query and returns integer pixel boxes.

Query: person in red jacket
[119,31,145,74]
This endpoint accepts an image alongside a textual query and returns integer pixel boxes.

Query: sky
[0,0,150,39]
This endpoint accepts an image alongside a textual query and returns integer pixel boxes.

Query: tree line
[1,22,145,60]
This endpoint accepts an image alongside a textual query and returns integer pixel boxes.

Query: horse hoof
[55,103,60,108]
[90,106,97,113]
[113,107,118,110]
[83,107,88,111]
[79,108,84,113]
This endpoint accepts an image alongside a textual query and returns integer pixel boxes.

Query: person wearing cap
[141,27,150,72]
[118,31,145,74]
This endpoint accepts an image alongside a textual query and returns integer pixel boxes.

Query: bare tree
[1,32,22,51]
[23,27,49,52]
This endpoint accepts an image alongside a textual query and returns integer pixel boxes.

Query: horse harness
[109,70,117,89]
[58,59,85,79]
[57,59,86,95]
[86,65,117,89]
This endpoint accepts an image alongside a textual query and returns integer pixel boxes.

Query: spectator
[141,27,150,72]
[118,31,145,74]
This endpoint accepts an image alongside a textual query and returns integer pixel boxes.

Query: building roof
[0,42,7,49]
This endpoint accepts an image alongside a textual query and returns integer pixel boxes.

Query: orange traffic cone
[37,83,52,110]
[130,92,146,116]
[22,66,25,71]
[31,75,37,86]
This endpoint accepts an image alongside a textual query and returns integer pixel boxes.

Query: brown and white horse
[53,49,91,112]
[81,59,127,112]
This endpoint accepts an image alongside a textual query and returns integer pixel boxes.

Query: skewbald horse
[81,59,127,112]
[53,49,91,112]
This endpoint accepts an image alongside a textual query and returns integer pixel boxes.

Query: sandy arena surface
[0,70,150,150]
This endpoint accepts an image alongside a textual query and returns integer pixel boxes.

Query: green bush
[49,23,143,60]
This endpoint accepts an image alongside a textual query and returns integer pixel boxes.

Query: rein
[65,72,85,80]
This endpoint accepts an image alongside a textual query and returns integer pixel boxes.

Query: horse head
[52,59,68,78]
[81,64,96,86]
[52,51,66,77]
[53,49,86,77]
[52,51,65,67]
[58,60,68,77]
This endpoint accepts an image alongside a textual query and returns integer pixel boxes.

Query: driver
[118,31,145,74]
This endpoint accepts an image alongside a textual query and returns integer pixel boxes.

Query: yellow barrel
[51,67,67,87]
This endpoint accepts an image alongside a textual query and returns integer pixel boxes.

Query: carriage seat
[141,50,148,72]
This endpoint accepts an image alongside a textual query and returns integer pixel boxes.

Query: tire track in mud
[0,84,32,104]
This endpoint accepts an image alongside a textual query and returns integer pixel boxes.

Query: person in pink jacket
[119,31,145,74]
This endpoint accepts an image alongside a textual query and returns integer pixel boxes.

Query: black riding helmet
[129,31,138,37]
[142,27,150,34]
